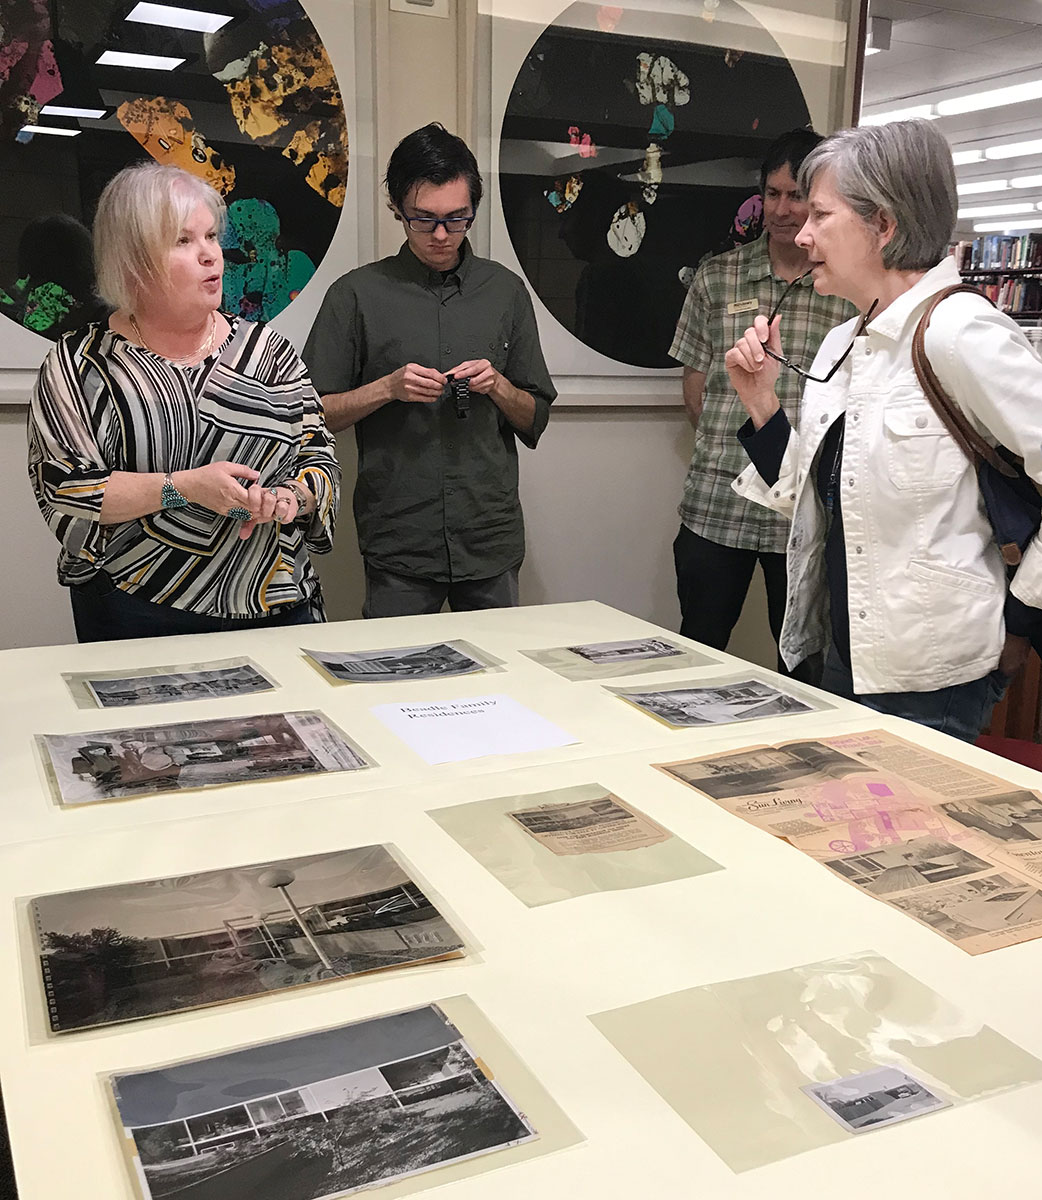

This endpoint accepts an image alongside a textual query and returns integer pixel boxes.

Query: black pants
[673,525,819,683]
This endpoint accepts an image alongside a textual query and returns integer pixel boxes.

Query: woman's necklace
[129,311,217,366]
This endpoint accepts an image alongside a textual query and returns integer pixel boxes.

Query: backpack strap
[910,283,1019,479]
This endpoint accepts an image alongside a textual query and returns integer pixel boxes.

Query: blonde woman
[28,163,340,641]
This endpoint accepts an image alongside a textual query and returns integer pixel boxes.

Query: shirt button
[864,347,872,355]
[852,413,859,422]
[443,346,451,354]
[819,414,829,424]
[915,415,928,428]
[848,477,854,486]
[774,490,782,498]
[859,610,867,619]
[855,545,863,554]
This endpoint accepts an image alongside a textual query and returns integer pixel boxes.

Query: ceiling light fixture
[956,179,1009,195]
[973,217,1042,232]
[96,49,186,70]
[40,104,107,119]
[985,138,1042,160]
[937,80,1042,117]
[19,124,82,137]
[125,2,232,33]
[957,203,1036,218]
[951,150,985,165]
[864,15,891,56]
[860,104,935,127]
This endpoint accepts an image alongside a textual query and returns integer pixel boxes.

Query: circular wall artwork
[499,2,811,369]
[0,0,347,341]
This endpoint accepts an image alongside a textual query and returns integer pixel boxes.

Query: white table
[1,602,1040,1198]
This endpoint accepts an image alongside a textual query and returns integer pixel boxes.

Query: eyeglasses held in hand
[761,271,878,383]
[402,213,475,234]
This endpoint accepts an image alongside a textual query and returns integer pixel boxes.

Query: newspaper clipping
[657,729,1042,953]
[40,711,372,806]
[507,792,671,856]
[610,678,816,728]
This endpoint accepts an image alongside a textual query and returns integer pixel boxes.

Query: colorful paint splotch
[0,0,61,138]
[283,117,349,207]
[117,97,237,195]
[223,32,340,144]
[545,174,584,214]
[222,197,316,321]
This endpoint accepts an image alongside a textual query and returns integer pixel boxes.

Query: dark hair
[759,128,824,195]
[384,122,483,213]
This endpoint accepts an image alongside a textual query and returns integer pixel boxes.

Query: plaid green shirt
[670,235,854,551]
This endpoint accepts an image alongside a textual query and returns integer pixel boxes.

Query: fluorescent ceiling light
[19,124,81,136]
[125,2,232,33]
[1012,175,1042,189]
[973,217,1042,232]
[40,103,107,119]
[860,105,935,127]
[952,150,984,165]
[96,49,185,69]
[956,179,1009,195]
[937,80,1042,117]
[958,203,1036,218]
[985,138,1042,160]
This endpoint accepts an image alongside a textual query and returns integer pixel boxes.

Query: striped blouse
[27,317,340,619]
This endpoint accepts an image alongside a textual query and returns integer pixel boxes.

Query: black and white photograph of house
[825,837,993,896]
[802,1066,950,1133]
[305,642,489,684]
[41,711,371,805]
[566,639,682,664]
[84,661,276,708]
[111,1004,537,1200]
[616,679,814,728]
[33,846,463,1031]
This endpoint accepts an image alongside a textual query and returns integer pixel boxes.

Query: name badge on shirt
[728,298,760,315]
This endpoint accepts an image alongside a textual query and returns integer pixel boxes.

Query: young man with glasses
[669,129,854,677]
[304,123,556,617]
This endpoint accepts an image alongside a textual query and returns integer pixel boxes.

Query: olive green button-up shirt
[303,241,556,581]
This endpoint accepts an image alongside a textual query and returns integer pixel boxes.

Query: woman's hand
[237,481,314,539]
[724,314,784,429]
[998,633,1031,679]
[176,462,259,516]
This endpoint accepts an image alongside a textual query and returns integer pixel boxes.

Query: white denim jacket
[733,257,1042,693]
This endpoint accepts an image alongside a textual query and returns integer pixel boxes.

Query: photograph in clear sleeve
[508,792,671,856]
[801,1067,950,1134]
[32,846,464,1033]
[610,678,816,728]
[109,1004,537,1200]
[40,711,372,806]
[522,639,715,682]
[304,641,493,684]
[83,661,276,708]
[566,638,683,665]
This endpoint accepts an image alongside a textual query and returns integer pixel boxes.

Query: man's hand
[724,314,783,429]
[447,359,499,397]
[999,633,1031,679]
[389,363,447,403]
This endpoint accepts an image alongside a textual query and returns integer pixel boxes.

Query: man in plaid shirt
[670,129,854,677]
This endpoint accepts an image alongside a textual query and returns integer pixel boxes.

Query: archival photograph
[508,792,671,856]
[940,792,1042,843]
[824,837,993,896]
[41,711,372,806]
[802,1066,950,1133]
[84,661,275,708]
[304,642,489,684]
[887,872,1042,952]
[110,1003,537,1200]
[615,679,814,729]
[32,846,465,1033]
[566,638,683,664]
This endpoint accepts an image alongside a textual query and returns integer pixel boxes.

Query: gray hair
[93,163,226,312]
[798,120,956,271]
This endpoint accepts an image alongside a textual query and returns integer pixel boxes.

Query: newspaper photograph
[656,729,1042,952]
[82,661,276,708]
[40,711,372,806]
[507,792,671,856]
[566,638,683,664]
[32,846,464,1033]
[109,1003,537,1200]
[611,678,816,729]
[304,641,493,684]
[801,1067,950,1134]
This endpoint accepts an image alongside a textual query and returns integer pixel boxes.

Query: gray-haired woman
[723,119,1042,740]
[28,162,340,642]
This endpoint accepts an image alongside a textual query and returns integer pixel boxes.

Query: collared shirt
[303,241,556,582]
[27,318,340,618]
[670,234,854,551]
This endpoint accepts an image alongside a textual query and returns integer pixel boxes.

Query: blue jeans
[821,646,1010,743]
[362,562,519,619]
[70,572,325,643]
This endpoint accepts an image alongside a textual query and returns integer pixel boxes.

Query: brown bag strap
[910,283,1018,478]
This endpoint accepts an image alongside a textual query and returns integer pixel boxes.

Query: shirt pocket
[882,404,966,491]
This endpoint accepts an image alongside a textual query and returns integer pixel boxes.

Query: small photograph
[825,837,992,895]
[566,638,683,664]
[940,791,1042,843]
[801,1066,950,1134]
[33,846,464,1033]
[304,642,490,684]
[615,679,814,729]
[110,1003,537,1200]
[41,711,371,806]
[508,792,671,856]
[83,662,276,708]
[660,740,874,800]
[887,872,1042,941]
